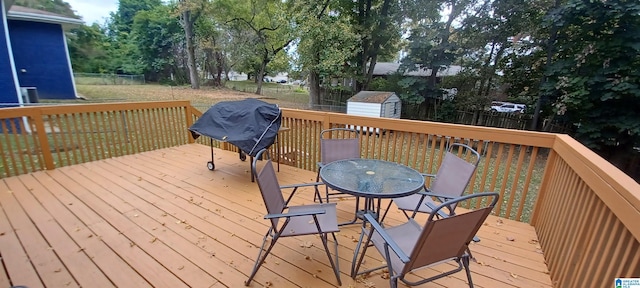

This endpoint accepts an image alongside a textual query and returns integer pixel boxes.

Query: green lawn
[39,81,311,111]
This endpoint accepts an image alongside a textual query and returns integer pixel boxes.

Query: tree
[291,0,360,105]
[177,0,210,89]
[105,0,163,75]
[447,0,553,123]
[223,27,262,80]
[217,0,293,95]
[399,0,471,117]
[545,0,640,168]
[196,16,225,87]
[109,0,162,36]
[132,4,184,82]
[337,0,403,91]
[66,24,111,73]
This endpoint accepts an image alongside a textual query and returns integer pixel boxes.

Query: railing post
[530,148,557,226]
[31,109,55,170]
[323,112,331,130]
[185,103,195,144]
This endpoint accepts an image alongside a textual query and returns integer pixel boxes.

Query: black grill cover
[189,99,282,157]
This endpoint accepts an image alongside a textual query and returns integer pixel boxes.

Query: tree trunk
[214,51,223,87]
[363,54,377,91]
[363,0,392,90]
[482,43,506,99]
[255,55,267,95]
[182,10,199,89]
[531,0,561,130]
[309,70,321,108]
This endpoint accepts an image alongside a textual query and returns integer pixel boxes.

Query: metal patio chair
[382,143,481,221]
[245,149,341,286]
[353,192,499,288]
[314,128,362,225]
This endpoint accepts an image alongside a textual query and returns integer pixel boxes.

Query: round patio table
[319,158,425,277]
[320,158,425,200]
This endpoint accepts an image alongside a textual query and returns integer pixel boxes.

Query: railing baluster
[27,116,43,171]
[505,147,527,217]
[515,146,539,219]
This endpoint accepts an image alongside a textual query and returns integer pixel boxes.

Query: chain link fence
[74,73,145,85]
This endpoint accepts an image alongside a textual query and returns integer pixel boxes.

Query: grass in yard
[39,82,311,113]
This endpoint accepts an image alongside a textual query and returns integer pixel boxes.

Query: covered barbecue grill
[189,99,282,176]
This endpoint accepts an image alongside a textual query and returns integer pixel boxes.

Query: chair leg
[338,196,362,226]
[319,232,341,286]
[351,226,373,277]
[462,255,474,288]
[245,230,278,286]
[467,236,480,261]
[390,275,400,288]
[379,200,392,223]
[326,186,361,226]
[313,188,323,203]
[314,171,324,203]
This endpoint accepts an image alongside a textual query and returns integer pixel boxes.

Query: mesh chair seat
[353,193,499,288]
[384,143,481,220]
[280,204,339,236]
[370,218,422,274]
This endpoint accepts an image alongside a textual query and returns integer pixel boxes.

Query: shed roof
[347,91,396,103]
[7,5,83,25]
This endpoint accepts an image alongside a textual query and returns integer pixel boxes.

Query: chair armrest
[424,202,452,218]
[265,209,326,219]
[281,182,326,205]
[420,173,436,178]
[421,192,459,199]
[280,182,324,189]
[424,191,496,201]
[363,213,410,263]
[424,191,496,218]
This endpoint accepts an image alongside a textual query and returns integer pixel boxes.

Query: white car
[491,102,525,113]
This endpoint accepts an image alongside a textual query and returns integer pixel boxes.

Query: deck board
[24,172,153,288]
[0,144,552,288]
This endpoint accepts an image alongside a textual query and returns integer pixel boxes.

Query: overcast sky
[65,0,118,25]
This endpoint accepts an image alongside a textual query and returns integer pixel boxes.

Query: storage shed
[346,91,401,119]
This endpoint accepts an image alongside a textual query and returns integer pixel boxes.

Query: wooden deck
[0,144,552,288]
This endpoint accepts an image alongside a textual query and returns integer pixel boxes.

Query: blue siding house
[1,0,82,107]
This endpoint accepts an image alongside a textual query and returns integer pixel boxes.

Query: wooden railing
[0,101,195,178]
[274,109,639,287]
[532,135,640,287]
[1,101,638,287]
[278,109,556,222]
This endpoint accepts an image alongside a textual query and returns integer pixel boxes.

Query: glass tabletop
[319,158,425,198]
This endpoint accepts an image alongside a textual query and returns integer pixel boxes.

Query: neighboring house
[335,62,462,91]
[1,0,82,107]
[372,62,462,79]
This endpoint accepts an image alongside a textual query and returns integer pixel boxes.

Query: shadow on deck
[0,144,551,288]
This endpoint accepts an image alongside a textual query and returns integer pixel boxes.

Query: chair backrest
[252,149,285,229]
[430,143,481,199]
[403,192,499,274]
[320,128,360,164]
